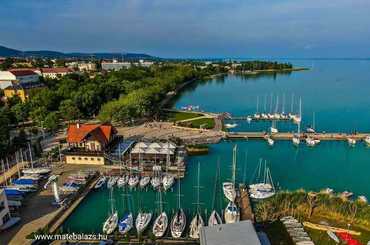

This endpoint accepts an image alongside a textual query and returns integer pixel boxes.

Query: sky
[1,0,370,58]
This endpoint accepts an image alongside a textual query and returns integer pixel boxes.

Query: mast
[232,145,237,185]
[196,162,201,214]
[256,96,259,114]
[313,112,315,130]
[177,177,181,210]
[291,93,294,114]
[28,142,33,169]
[282,93,285,114]
[211,159,219,211]
[264,94,267,113]
[274,95,279,114]
[299,97,302,119]
[269,93,273,113]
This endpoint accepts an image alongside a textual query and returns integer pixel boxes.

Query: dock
[226,132,370,141]
[237,185,254,221]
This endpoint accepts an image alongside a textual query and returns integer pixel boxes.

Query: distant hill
[0,45,157,60]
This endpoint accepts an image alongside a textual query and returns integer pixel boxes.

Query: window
[84,157,88,160]
[97,158,101,161]
[78,157,81,160]
[91,158,94,161]
[72,157,75,160]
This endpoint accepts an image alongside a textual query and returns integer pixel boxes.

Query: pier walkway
[227,132,370,141]
[237,185,254,221]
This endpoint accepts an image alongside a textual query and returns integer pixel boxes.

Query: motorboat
[222,182,236,202]
[139,176,151,188]
[253,113,261,120]
[136,212,152,235]
[118,213,133,235]
[225,123,238,129]
[152,212,168,238]
[95,176,107,189]
[305,137,319,147]
[267,137,274,146]
[22,167,51,175]
[292,135,300,146]
[270,126,278,134]
[128,175,139,188]
[261,113,268,119]
[102,211,118,234]
[170,208,186,238]
[162,174,175,191]
[208,210,222,226]
[347,137,356,146]
[246,116,253,123]
[224,202,240,224]
[189,213,204,239]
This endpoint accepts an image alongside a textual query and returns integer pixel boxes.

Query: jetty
[237,185,254,221]
[226,132,370,141]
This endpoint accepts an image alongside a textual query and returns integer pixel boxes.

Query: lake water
[62,59,370,234]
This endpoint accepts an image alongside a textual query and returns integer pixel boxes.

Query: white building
[0,69,40,89]
[101,61,132,71]
[41,67,73,79]
[0,189,11,228]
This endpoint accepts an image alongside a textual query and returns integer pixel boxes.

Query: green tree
[44,112,59,132]
[58,99,81,121]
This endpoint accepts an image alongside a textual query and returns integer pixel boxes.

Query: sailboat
[222,145,237,202]
[95,175,107,189]
[306,137,320,147]
[292,98,302,124]
[347,137,356,146]
[266,136,274,146]
[224,201,240,224]
[135,212,152,235]
[249,160,276,199]
[364,136,370,146]
[292,111,301,146]
[22,143,51,175]
[152,191,168,237]
[306,112,316,133]
[107,176,118,189]
[189,162,204,239]
[162,174,175,191]
[253,95,260,119]
[261,94,268,119]
[208,160,222,227]
[170,179,186,238]
[273,95,281,119]
[139,176,151,188]
[117,175,128,188]
[102,189,118,234]
[118,190,133,235]
[270,120,278,134]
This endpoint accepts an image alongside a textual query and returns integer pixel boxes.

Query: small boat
[267,137,274,146]
[358,195,368,203]
[225,123,238,129]
[189,213,204,239]
[128,175,139,188]
[136,212,152,235]
[117,176,128,188]
[321,188,334,195]
[364,136,370,146]
[22,167,51,175]
[95,176,107,189]
[139,176,151,188]
[270,126,278,134]
[103,211,118,234]
[152,212,168,238]
[151,176,161,190]
[118,213,133,235]
[306,137,318,147]
[107,176,117,189]
[170,209,186,238]
[267,113,274,119]
[0,216,21,230]
[246,116,252,123]
[347,137,356,146]
[249,160,275,200]
[341,191,353,199]
[253,113,261,119]
[261,113,268,119]
[224,202,240,224]
[162,174,175,191]
[306,127,315,133]
[208,210,222,226]
[222,182,236,202]
[292,135,300,146]
[327,230,340,243]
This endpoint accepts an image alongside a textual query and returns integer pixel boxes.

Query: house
[41,67,73,79]
[0,189,11,229]
[101,60,132,71]
[67,62,97,72]
[64,123,117,165]
[200,220,262,245]
[0,69,40,90]
[3,82,45,102]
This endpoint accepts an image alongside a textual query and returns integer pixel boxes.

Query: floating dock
[226,132,370,141]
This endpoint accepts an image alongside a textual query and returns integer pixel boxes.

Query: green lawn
[167,111,203,122]
[179,117,215,129]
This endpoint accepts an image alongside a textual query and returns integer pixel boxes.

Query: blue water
[63,60,370,233]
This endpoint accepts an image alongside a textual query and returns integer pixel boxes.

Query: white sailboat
[270,121,278,134]
[102,189,118,234]
[162,174,175,191]
[253,95,260,119]
[249,160,276,199]
[292,113,301,146]
[222,145,237,202]
[293,97,302,124]
[139,176,151,188]
[364,136,370,146]
[170,179,186,238]
[306,112,316,133]
[107,176,118,189]
[135,212,152,235]
[267,137,274,146]
[305,137,320,147]
[347,137,356,146]
[95,176,107,189]
[117,175,128,188]
[224,201,240,224]
[152,190,168,238]
[118,190,133,235]
[128,175,139,188]
[208,161,222,227]
[189,162,204,239]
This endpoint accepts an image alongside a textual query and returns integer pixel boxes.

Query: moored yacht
[107,176,118,188]
[224,201,240,224]
[267,137,274,146]
[189,213,204,239]
[152,212,168,238]
[222,182,236,202]
[95,176,107,189]
[208,210,222,226]
[162,174,175,191]
[139,176,151,188]
[364,136,370,146]
[128,175,139,188]
[136,212,152,235]
[249,160,276,200]
[292,135,300,146]
[103,211,118,234]
[118,213,133,235]
[347,137,356,146]
[170,209,186,238]
[117,175,128,188]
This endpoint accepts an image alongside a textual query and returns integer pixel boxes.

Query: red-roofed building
[41,67,73,79]
[64,123,117,165]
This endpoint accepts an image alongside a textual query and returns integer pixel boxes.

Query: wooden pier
[237,185,254,221]
[226,132,370,141]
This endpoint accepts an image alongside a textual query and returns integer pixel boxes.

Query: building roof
[41,67,72,73]
[67,123,116,145]
[8,69,38,76]
[4,82,45,90]
[200,220,262,245]
[0,71,16,81]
